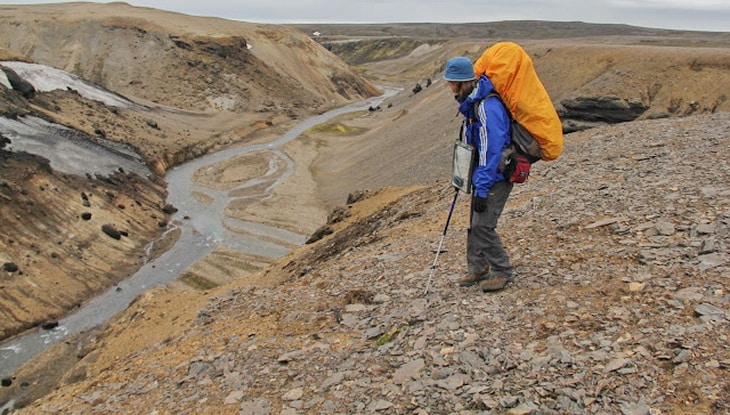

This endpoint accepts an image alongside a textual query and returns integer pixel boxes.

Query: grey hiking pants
[467,180,514,277]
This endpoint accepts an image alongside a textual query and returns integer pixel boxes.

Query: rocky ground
[1,4,729,414]
[7,113,728,414]
[2,3,729,344]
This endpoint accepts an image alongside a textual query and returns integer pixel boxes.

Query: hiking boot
[455,272,487,287]
[456,264,491,287]
[479,273,513,292]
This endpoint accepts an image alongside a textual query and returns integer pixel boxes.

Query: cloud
[611,0,730,9]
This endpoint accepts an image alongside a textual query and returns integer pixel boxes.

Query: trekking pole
[424,187,459,295]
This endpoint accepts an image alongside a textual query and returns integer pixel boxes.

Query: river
[0,86,398,379]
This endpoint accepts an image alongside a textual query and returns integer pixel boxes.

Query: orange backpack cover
[474,42,563,161]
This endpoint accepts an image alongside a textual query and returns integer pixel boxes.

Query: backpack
[474,42,564,162]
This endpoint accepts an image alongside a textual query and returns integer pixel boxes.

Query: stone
[393,358,425,385]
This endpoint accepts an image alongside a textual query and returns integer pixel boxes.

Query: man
[443,56,514,292]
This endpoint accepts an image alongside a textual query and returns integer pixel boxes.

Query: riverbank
[0,88,397,408]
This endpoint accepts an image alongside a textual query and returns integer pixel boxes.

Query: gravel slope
[13,113,729,414]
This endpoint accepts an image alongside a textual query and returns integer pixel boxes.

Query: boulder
[559,95,648,125]
[0,66,35,98]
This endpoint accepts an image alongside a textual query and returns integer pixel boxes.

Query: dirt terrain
[0,1,379,342]
[0,3,729,414]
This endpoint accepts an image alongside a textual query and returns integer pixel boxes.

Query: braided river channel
[0,86,397,379]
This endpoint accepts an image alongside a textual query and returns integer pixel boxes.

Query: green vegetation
[179,273,219,290]
[375,327,405,347]
[636,38,730,48]
[322,38,430,65]
[306,122,366,136]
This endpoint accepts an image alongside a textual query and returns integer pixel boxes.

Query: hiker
[443,56,514,292]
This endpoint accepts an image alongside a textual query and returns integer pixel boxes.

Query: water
[0,87,399,379]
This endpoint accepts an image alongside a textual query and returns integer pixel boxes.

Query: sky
[1,0,729,32]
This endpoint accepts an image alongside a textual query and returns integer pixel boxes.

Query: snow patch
[1,61,140,108]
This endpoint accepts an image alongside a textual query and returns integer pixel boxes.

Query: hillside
[7,112,730,414]
[0,2,380,171]
[0,2,378,343]
[0,4,729,414]
[291,21,730,42]
[305,39,730,207]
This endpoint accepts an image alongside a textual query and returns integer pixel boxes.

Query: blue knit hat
[443,57,476,82]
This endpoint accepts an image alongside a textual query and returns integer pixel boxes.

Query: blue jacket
[458,75,511,197]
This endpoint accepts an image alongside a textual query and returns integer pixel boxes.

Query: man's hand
[473,196,488,212]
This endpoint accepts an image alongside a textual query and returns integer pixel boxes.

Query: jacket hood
[458,75,496,118]
[472,75,497,101]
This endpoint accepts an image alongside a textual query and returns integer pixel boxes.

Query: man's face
[447,81,460,94]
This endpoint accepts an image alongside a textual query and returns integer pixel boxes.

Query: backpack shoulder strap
[483,92,543,163]
[472,92,511,121]
[483,92,510,118]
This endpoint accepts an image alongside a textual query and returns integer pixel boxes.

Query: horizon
[0,0,728,32]
[275,18,727,33]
